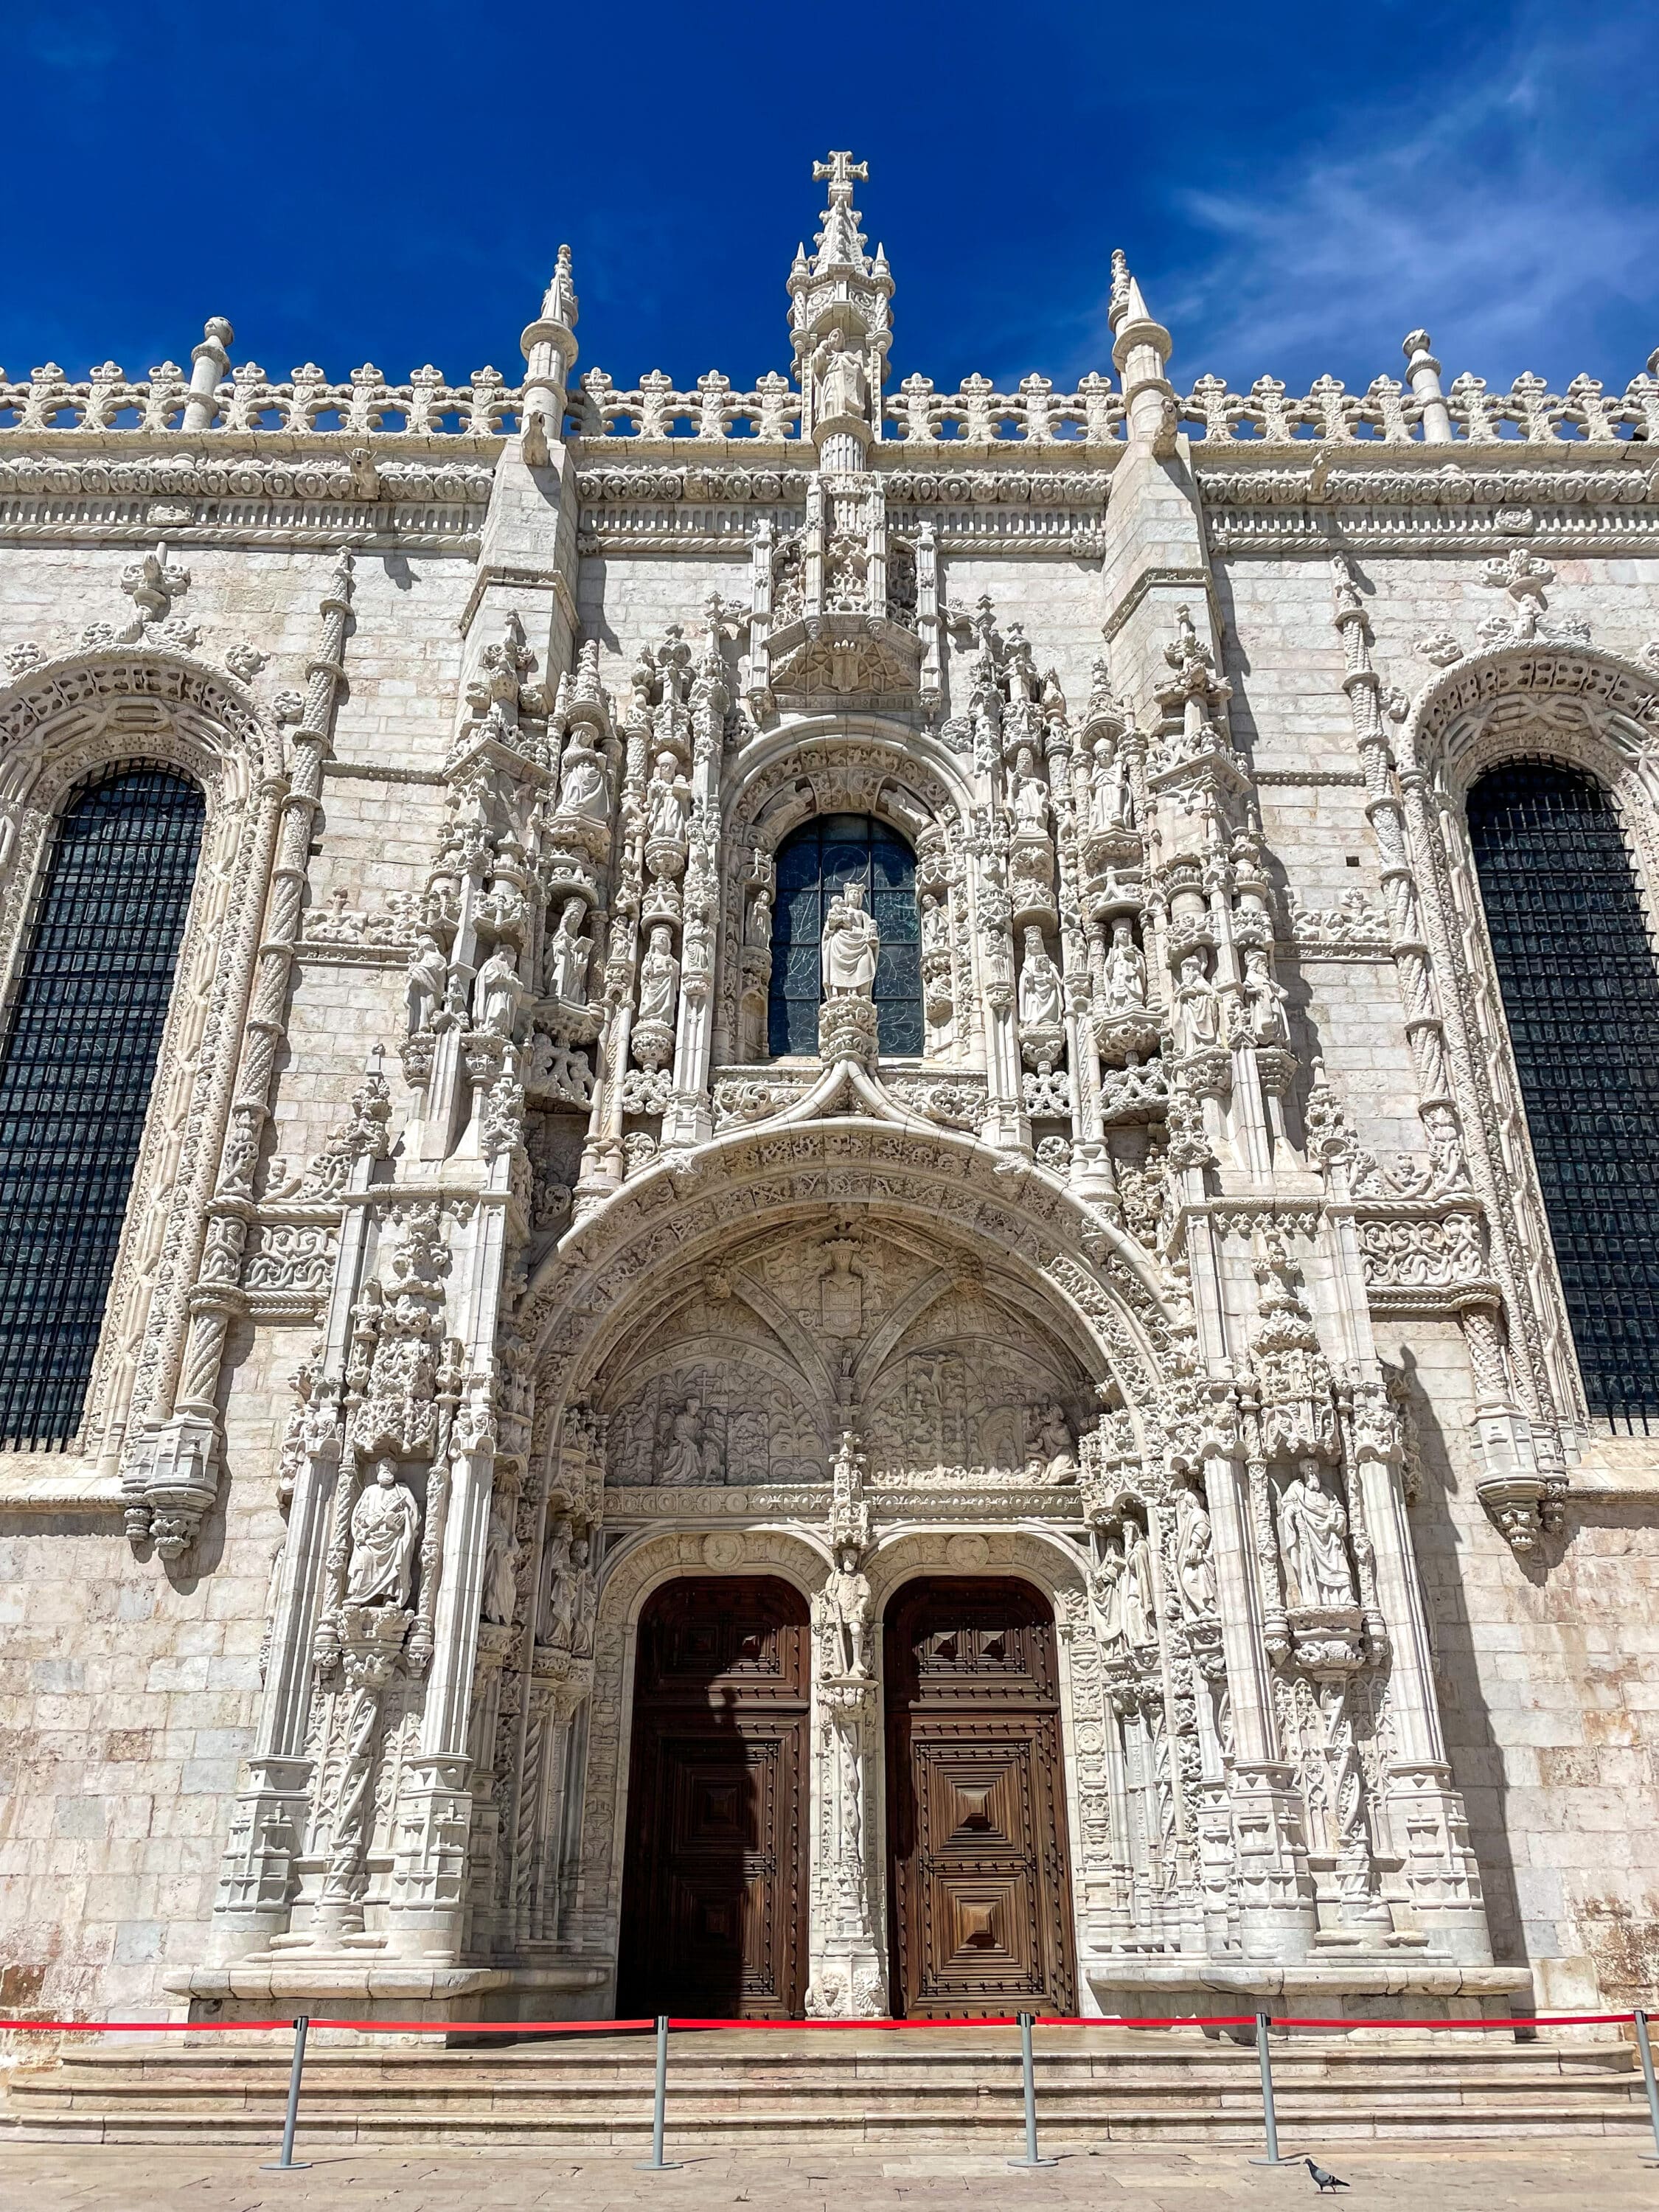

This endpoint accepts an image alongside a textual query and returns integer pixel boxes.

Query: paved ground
[5,2140,1659,2211]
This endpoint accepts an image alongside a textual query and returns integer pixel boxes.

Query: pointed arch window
[0,767,205,1448]
[1467,758,1659,1425]
[768,813,922,1057]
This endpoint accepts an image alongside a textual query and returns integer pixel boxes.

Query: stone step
[6,2030,1647,2147]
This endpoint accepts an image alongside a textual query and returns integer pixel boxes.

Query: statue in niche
[1091,1534,1126,1649]
[647,751,690,844]
[569,1531,597,1658]
[481,1500,520,1626]
[540,1517,577,1646]
[1102,917,1147,1012]
[546,897,592,1005]
[345,1456,421,1610]
[636,925,681,1027]
[816,342,868,423]
[406,930,449,1034]
[473,942,524,1037]
[1175,1482,1217,1618]
[821,880,880,998]
[555,735,608,824]
[746,885,773,947]
[1175,952,1220,1051]
[1009,745,1050,832]
[1243,944,1290,1047]
[1089,737,1129,832]
[1027,1397,1077,1484]
[1277,1459,1357,1607]
[660,1395,724,1484]
[1121,1518,1156,1648]
[1017,928,1064,1028]
[920,891,950,963]
[814,1543,872,1679]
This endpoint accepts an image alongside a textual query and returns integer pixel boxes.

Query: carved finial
[1107,248,1155,338]
[808,150,871,276]
[540,243,579,330]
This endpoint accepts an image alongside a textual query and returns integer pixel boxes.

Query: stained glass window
[1467,758,1659,1427]
[768,813,922,1057]
[0,767,205,1448]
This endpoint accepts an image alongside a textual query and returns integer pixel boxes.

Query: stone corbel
[1463,1301,1565,1554]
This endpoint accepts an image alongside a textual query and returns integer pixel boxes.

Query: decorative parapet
[1,358,521,438]
[8,349,1655,456]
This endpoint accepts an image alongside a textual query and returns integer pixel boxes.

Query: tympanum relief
[591,1218,1091,1498]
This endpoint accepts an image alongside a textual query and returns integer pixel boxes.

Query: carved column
[206,1084,388,1960]
[136,553,357,1559]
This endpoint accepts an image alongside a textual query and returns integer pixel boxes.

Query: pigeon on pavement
[1304,2157,1349,2191]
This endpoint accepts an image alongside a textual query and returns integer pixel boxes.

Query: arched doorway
[883,1578,1077,2017]
[616,1576,810,2018]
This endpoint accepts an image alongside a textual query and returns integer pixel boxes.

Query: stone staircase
[3,2025,1649,2147]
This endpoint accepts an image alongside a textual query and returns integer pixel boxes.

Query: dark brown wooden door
[884,1578,1077,2018]
[617,1576,807,2019]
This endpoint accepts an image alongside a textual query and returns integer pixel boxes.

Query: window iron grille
[0,767,205,1449]
[768,813,922,1057]
[1467,757,1659,1431]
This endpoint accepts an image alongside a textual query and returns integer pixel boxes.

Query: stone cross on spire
[813,150,868,197]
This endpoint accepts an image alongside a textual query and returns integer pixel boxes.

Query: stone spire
[1107,248,1176,453]
[790,151,893,466]
[520,243,580,456]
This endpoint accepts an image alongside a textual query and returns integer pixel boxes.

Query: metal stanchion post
[1248,2011,1293,2166]
[1635,2009,1659,2166]
[260,2015,312,2172]
[635,2014,682,2171]
[1007,2011,1058,2169]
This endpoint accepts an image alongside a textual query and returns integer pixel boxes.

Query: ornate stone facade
[4,156,1659,2028]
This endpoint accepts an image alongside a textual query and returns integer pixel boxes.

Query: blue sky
[8,0,1657,404]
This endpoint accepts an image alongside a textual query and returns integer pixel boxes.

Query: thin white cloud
[1093,4,1659,395]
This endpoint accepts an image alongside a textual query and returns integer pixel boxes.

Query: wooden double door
[616,1573,1077,2020]
[616,1576,808,2019]
[884,1578,1077,2017]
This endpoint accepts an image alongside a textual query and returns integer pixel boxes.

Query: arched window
[1467,759,1659,1425]
[0,767,205,1448]
[768,813,922,1057]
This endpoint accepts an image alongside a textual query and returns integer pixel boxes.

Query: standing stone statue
[1103,918,1147,1012]
[821,881,880,998]
[1175,1482,1217,1618]
[636,925,681,1027]
[481,1500,520,1626]
[473,942,524,1037]
[1018,928,1065,1028]
[1121,1518,1156,1647]
[406,930,448,1034]
[546,898,592,1006]
[816,1543,872,1678]
[1277,1460,1357,1607]
[1175,953,1220,1050]
[555,737,608,822]
[345,1456,421,1610]
[540,1517,577,1648]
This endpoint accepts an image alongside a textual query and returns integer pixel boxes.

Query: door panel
[886,1579,1077,2017]
[618,1577,807,2019]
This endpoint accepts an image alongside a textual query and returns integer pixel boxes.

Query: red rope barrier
[308,2017,655,2035]
[1,2019,294,2034]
